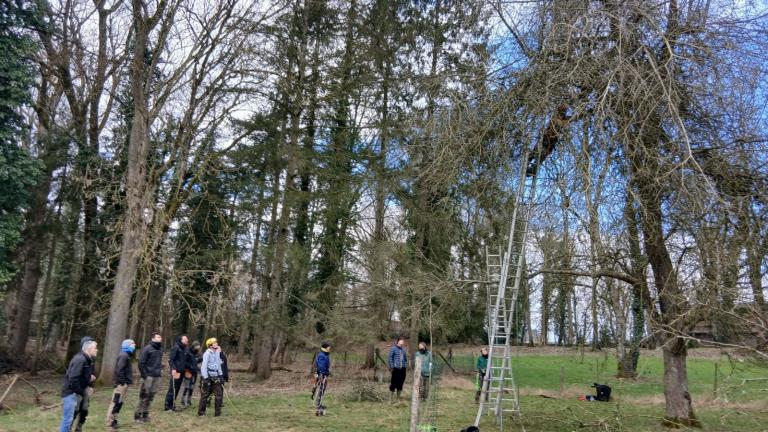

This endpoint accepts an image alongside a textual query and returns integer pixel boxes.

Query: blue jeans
[60,393,80,432]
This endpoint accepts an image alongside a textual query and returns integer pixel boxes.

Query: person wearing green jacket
[475,347,489,402]
[414,342,433,401]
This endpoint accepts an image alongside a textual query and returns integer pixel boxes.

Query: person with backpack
[312,341,331,416]
[106,339,135,430]
[134,332,163,423]
[387,337,408,403]
[580,383,612,402]
[198,338,225,417]
[180,340,202,409]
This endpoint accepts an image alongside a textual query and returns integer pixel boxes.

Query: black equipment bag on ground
[592,383,611,401]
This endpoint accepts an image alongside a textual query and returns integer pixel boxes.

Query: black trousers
[390,368,407,392]
[198,378,223,416]
[164,375,184,410]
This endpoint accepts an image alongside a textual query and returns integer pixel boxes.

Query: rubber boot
[475,391,481,403]
[396,390,401,401]
[389,391,395,404]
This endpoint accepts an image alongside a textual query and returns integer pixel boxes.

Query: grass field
[1,348,767,431]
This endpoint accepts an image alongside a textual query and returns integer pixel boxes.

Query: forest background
[1,0,767,426]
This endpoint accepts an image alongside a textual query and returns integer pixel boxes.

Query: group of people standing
[386,339,491,405]
[59,334,492,430]
[386,338,434,403]
[59,332,229,432]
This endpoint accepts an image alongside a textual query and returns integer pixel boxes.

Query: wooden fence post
[410,355,423,432]
[560,366,565,394]
[713,362,719,400]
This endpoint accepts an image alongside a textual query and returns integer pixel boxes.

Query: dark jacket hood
[175,335,188,347]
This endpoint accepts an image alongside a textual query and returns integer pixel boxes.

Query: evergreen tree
[0,0,40,286]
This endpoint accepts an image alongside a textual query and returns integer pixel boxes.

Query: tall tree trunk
[6,76,62,359]
[252,23,307,377]
[239,188,266,357]
[101,0,168,382]
[630,121,699,425]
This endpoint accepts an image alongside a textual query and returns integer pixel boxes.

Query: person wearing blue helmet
[106,339,136,430]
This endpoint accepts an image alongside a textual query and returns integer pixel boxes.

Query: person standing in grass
[198,338,224,417]
[475,347,489,403]
[313,341,332,416]
[387,337,408,403]
[59,339,97,432]
[164,334,189,411]
[106,339,135,430]
[71,336,96,432]
[475,348,488,402]
[180,340,202,409]
[134,332,163,423]
[415,342,433,401]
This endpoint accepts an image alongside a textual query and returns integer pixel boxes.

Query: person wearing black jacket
[164,335,189,411]
[221,349,229,383]
[59,340,97,432]
[106,339,135,429]
[134,332,163,423]
[72,336,97,432]
[180,341,202,409]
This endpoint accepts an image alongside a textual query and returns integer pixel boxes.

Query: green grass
[443,350,768,403]
[2,387,767,432]
[2,351,767,431]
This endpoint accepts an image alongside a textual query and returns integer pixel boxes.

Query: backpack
[593,383,612,402]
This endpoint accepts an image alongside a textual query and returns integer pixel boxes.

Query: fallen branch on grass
[0,374,20,409]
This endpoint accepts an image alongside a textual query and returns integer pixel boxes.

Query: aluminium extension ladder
[474,149,540,430]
